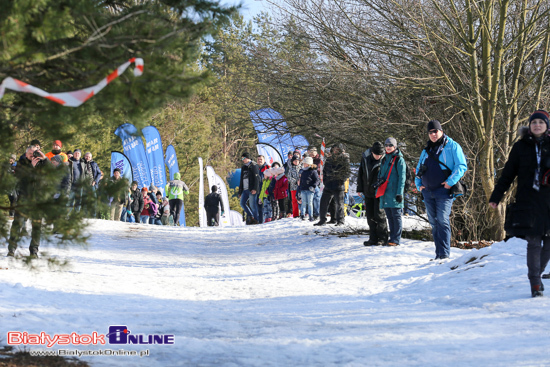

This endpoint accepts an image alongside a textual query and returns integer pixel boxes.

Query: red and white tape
[0,58,143,107]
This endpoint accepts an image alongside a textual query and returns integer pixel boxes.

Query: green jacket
[259,178,272,202]
[165,172,189,200]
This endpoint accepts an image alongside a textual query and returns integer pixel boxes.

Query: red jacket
[273,175,289,200]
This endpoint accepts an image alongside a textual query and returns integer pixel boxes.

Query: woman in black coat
[489,110,550,297]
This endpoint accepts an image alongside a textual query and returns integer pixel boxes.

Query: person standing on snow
[489,111,550,298]
[416,120,467,260]
[165,172,189,226]
[204,185,224,226]
[238,152,260,224]
[377,138,406,246]
[357,141,389,246]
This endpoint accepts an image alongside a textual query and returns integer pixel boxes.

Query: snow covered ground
[1,216,549,366]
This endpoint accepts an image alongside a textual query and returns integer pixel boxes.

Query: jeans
[240,190,258,221]
[301,190,314,220]
[313,186,321,217]
[140,215,150,224]
[422,187,454,258]
[384,207,403,245]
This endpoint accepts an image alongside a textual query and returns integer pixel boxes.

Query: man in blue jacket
[415,120,467,260]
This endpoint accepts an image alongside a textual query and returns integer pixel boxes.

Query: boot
[532,285,544,298]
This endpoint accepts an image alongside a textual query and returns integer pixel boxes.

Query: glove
[396,195,403,203]
[221,211,225,216]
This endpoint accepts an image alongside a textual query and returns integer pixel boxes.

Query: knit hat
[149,184,157,192]
[385,137,397,147]
[371,142,384,155]
[10,154,16,161]
[66,150,73,155]
[74,149,81,154]
[241,152,251,159]
[303,157,313,165]
[291,156,300,163]
[529,110,550,129]
[54,140,62,148]
[51,155,63,163]
[30,139,41,147]
[211,185,218,193]
[141,187,148,193]
[427,120,443,131]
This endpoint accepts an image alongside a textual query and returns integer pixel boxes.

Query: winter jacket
[70,158,86,186]
[58,163,73,195]
[239,162,260,195]
[415,135,467,192]
[299,167,320,192]
[273,175,289,200]
[14,154,51,199]
[286,164,301,191]
[46,151,68,163]
[110,176,129,205]
[130,188,144,213]
[323,153,351,191]
[357,149,385,198]
[204,192,224,213]
[165,172,189,200]
[84,159,102,188]
[489,129,550,237]
[378,149,406,209]
[259,178,273,202]
[141,196,152,216]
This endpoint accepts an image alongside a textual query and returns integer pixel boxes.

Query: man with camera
[415,120,467,260]
[7,145,50,258]
[357,142,388,246]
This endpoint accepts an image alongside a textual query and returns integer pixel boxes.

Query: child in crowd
[259,168,275,222]
[272,166,289,219]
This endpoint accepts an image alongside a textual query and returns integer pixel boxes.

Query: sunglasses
[428,130,439,135]
[385,144,394,147]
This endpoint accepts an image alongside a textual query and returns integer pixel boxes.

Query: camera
[416,164,428,178]
[372,177,386,189]
[33,150,42,158]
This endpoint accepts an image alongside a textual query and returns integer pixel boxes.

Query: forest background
[1,0,550,241]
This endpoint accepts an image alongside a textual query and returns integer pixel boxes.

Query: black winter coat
[298,167,320,191]
[356,149,384,198]
[239,162,260,195]
[14,154,51,198]
[204,192,224,213]
[489,130,550,237]
[323,153,351,191]
[130,189,144,213]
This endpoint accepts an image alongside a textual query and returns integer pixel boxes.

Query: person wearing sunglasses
[415,120,467,260]
[377,137,407,246]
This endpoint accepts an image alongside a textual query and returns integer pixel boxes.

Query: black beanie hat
[427,120,443,131]
[371,142,384,155]
[241,152,250,159]
[30,139,41,147]
[529,110,550,129]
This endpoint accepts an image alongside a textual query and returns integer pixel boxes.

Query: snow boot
[532,285,544,298]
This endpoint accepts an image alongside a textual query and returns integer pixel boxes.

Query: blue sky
[222,0,268,21]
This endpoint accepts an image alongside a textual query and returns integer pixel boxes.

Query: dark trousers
[526,235,550,288]
[8,194,16,217]
[258,201,264,224]
[8,211,41,255]
[364,196,388,243]
[170,199,183,226]
[319,189,345,224]
[206,210,220,226]
[273,198,286,219]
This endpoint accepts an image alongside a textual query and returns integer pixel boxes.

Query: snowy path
[1,217,549,366]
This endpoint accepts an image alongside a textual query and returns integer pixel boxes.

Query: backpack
[399,157,414,193]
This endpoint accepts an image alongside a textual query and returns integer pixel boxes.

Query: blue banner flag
[249,108,309,162]
[142,126,167,196]
[164,145,179,181]
[114,123,152,189]
[110,151,133,183]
